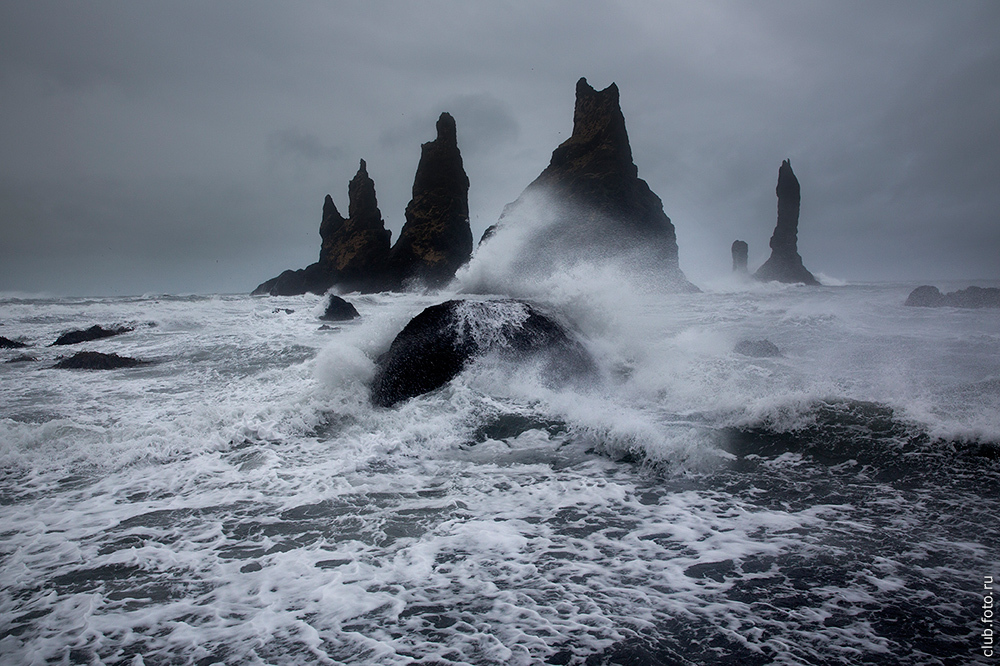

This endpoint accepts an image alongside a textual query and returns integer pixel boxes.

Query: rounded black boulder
[370,300,595,408]
[320,295,360,321]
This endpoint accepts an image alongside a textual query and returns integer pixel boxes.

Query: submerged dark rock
[905,285,1000,308]
[734,339,782,358]
[6,354,38,363]
[732,240,749,274]
[477,78,695,291]
[52,325,133,346]
[1,335,28,349]
[53,351,147,370]
[370,299,595,408]
[386,113,473,288]
[320,294,360,321]
[754,160,819,285]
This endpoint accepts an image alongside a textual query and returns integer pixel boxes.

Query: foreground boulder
[905,285,1000,308]
[474,78,695,291]
[386,113,473,288]
[320,294,360,321]
[53,351,146,370]
[371,300,595,407]
[754,160,819,285]
[52,325,133,346]
[1,335,28,349]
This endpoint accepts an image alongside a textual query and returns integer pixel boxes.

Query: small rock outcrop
[754,160,819,285]
[320,294,360,321]
[386,113,473,288]
[905,285,1000,308]
[1,335,28,349]
[52,325,133,346]
[732,240,749,274]
[370,300,595,408]
[476,78,695,291]
[734,339,782,358]
[53,351,147,370]
[5,354,38,363]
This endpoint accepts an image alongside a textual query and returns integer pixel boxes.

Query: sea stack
[474,78,695,291]
[754,160,819,285]
[386,113,473,288]
[732,240,748,274]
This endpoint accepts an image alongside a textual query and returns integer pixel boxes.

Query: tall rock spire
[387,112,473,288]
[476,78,694,291]
[754,160,818,285]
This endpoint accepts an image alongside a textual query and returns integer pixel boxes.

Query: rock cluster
[479,78,695,291]
[754,160,818,285]
[254,114,472,296]
[904,285,1000,308]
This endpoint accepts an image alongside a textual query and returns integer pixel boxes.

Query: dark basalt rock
[254,160,393,296]
[734,339,782,358]
[478,78,695,291]
[320,294,360,321]
[370,299,595,408]
[386,113,473,289]
[905,285,1000,308]
[53,351,147,370]
[732,240,749,274]
[52,325,133,346]
[754,160,819,285]
[1,335,28,349]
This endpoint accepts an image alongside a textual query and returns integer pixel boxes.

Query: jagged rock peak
[548,78,635,179]
[318,194,345,248]
[348,159,381,224]
[387,112,473,288]
[753,159,818,285]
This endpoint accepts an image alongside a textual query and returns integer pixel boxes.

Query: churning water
[1,277,998,665]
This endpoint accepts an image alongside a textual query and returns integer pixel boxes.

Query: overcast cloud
[1,0,997,295]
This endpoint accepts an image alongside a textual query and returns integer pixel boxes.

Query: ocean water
[1,278,998,665]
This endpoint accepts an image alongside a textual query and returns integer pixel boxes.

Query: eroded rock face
[732,240,749,274]
[754,160,819,285]
[387,113,473,289]
[905,285,1000,308]
[370,299,595,408]
[476,78,695,291]
[254,160,392,296]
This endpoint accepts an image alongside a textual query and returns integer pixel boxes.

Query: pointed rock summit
[754,160,818,285]
[387,113,473,288]
[476,78,693,291]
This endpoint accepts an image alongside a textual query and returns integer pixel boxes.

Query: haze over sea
[2,268,998,664]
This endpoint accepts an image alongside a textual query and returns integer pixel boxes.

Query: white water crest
[1,283,998,664]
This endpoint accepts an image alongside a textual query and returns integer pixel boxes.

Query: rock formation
[254,160,393,296]
[905,285,1000,308]
[386,113,473,288]
[320,294,360,321]
[255,116,474,296]
[732,240,748,274]
[1,335,28,349]
[754,160,819,285]
[52,324,133,346]
[370,299,595,408]
[476,78,695,291]
[53,351,147,370]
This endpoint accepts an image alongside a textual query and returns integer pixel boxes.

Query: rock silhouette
[53,351,147,370]
[1,335,28,349]
[754,160,818,285]
[477,78,695,291]
[255,116,473,296]
[732,240,749,274]
[320,294,360,321]
[52,324,133,346]
[905,285,1000,308]
[386,113,472,289]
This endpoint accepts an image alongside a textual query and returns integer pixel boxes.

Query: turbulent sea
[1,279,998,665]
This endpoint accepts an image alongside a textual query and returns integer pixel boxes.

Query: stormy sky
[1,1,998,295]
